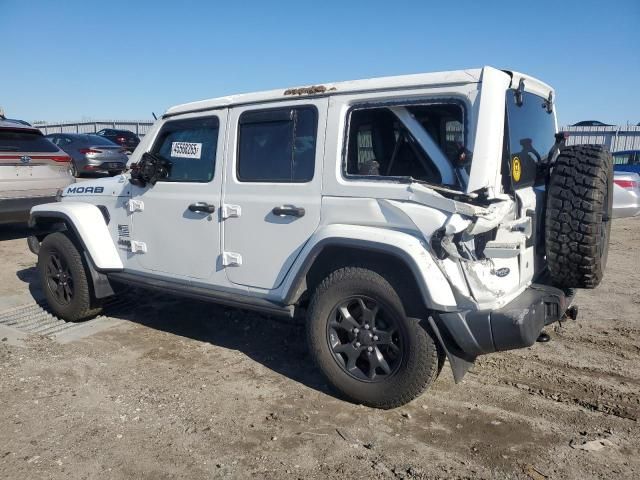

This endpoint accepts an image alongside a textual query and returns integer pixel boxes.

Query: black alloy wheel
[327,296,403,382]
[44,252,74,305]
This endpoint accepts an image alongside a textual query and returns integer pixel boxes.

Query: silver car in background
[613,171,640,218]
[0,119,74,224]
[45,133,128,177]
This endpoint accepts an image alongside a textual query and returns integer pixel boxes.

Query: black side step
[107,272,294,318]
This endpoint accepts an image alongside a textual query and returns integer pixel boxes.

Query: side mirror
[130,153,171,187]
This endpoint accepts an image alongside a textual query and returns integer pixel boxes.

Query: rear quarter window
[0,129,59,153]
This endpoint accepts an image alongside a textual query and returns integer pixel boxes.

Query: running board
[107,272,294,318]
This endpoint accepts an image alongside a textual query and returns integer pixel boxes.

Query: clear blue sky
[1,0,638,126]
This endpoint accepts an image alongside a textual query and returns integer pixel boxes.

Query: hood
[62,175,131,199]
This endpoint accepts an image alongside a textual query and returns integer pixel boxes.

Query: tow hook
[537,305,579,344]
[536,332,551,343]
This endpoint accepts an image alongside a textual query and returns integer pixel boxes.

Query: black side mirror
[130,152,171,187]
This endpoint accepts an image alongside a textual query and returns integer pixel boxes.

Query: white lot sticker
[171,142,202,159]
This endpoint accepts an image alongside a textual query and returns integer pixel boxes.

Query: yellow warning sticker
[512,156,522,182]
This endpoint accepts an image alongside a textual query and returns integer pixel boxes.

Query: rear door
[222,99,327,290]
[504,89,557,283]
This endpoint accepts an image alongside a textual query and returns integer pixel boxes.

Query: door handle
[188,202,216,214]
[272,206,305,217]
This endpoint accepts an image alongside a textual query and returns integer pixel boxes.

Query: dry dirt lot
[0,218,638,479]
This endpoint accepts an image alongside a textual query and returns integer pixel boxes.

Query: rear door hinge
[222,251,242,267]
[221,204,241,219]
[127,199,144,213]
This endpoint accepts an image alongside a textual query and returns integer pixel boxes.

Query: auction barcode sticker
[171,142,202,159]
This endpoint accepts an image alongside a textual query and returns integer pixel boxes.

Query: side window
[613,153,632,166]
[344,104,465,186]
[237,107,317,182]
[151,116,219,183]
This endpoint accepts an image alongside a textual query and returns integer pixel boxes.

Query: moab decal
[66,186,104,194]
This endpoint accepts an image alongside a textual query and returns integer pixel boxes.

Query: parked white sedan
[613,171,640,218]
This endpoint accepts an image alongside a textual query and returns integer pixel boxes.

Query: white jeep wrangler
[28,66,612,408]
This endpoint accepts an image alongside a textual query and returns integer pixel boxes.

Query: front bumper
[437,283,574,356]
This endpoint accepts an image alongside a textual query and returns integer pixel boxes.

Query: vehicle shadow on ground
[125,294,333,397]
[15,272,333,398]
[0,223,31,242]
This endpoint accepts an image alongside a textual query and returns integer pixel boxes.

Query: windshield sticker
[171,142,202,159]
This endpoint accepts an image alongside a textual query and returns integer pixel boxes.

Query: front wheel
[37,232,102,321]
[306,266,441,409]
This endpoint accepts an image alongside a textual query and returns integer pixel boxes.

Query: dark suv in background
[95,128,140,153]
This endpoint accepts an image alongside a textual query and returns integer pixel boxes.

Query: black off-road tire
[38,232,102,321]
[306,266,441,409]
[545,145,613,289]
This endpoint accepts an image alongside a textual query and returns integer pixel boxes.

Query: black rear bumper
[437,283,574,356]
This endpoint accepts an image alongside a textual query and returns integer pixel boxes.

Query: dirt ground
[0,218,638,480]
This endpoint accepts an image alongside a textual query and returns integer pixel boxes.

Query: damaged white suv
[28,67,612,408]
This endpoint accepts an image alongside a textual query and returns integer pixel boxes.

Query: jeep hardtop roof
[164,66,553,118]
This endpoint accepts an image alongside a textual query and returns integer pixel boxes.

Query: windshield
[505,90,556,188]
[85,135,119,146]
[0,129,59,152]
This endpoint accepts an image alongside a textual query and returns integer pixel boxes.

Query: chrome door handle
[272,206,305,217]
[188,202,216,213]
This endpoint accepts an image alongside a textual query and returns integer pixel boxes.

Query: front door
[128,111,227,281]
[222,99,328,290]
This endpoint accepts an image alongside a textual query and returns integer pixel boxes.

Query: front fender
[282,225,458,311]
[30,202,123,271]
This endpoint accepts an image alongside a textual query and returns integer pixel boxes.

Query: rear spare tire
[545,145,613,289]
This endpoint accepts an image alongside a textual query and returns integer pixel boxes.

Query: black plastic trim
[283,237,458,312]
[436,283,572,357]
[108,271,294,317]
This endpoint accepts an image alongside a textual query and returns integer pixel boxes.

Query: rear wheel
[38,232,102,321]
[545,145,613,289]
[306,266,441,408]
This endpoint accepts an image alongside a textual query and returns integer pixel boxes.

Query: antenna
[152,112,157,120]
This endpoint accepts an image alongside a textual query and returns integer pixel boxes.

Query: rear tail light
[79,148,101,154]
[117,136,126,143]
[614,179,638,190]
[51,155,71,162]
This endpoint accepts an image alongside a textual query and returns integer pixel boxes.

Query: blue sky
[1,0,638,126]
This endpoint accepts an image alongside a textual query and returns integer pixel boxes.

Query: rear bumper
[437,283,574,356]
[0,196,57,224]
